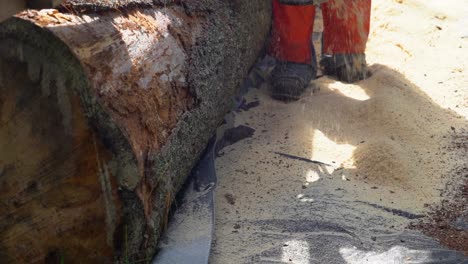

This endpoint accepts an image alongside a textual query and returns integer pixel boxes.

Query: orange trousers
[268,0,371,64]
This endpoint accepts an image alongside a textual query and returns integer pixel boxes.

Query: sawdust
[211,0,468,263]
[351,140,414,187]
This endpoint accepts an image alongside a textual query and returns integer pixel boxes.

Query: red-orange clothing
[268,0,372,64]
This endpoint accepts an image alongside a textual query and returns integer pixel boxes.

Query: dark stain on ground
[215,125,255,157]
[224,193,236,205]
[410,131,468,256]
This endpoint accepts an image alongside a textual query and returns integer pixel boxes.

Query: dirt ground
[210,0,468,263]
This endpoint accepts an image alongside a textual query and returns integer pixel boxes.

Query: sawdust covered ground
[211,0,467,263]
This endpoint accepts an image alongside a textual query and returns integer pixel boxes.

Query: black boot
[321,53,369,83]
[270,61,317,102]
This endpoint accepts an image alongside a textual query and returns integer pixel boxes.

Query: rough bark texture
[0,1,271,263]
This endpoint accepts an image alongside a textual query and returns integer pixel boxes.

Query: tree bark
[0,1,271,263]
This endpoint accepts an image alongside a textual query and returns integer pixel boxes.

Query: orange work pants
[268,0,371,64]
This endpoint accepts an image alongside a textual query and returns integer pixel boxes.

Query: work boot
[270,61,316,102]
[320,53,369,83]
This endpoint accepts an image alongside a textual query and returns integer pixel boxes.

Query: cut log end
[0,41,124,263]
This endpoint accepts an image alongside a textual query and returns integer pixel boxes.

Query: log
[0,1,271,263]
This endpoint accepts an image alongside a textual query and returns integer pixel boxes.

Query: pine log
[0,1,271,263]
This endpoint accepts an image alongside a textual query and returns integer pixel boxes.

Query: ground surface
[210,0,468,263]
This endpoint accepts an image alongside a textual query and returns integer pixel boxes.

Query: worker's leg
[268,0,316,64]
[267,0,317,101]
[321,0,371,83]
